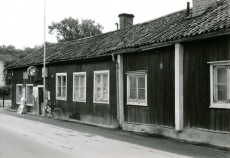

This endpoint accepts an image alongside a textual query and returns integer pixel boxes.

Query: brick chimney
[118,13,134,29]
[192,0,217,17]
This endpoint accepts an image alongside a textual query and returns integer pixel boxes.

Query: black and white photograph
[0,0,230,157]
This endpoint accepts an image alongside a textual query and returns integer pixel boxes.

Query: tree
[0,85,11,108]
[48,17,104,42]
[0,45,36,59]
[3,61,13,86]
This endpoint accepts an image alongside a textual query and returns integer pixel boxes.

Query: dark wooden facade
[12,66,45,113]
[123,46,175,127]
[11,57,118,127]
[183,35,230,132]
[48,58,117,127]
[11,35,230,132]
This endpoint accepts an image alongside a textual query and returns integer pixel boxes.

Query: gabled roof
[9,0,230,68]
[0,54,19,62]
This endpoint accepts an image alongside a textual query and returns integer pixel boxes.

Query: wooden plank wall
[12,66,44,112]
[183,35,230,132]
[48,58,117,127]
[123,46,175,127]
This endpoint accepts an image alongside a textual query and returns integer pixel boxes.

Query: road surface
[0,109,229,158]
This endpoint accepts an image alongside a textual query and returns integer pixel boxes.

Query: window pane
[17,86,22,102]
[80,87,85,100]
[130,89,137,100]
[217,85,227,101]
[74,87,79,100]
[27,86,33,104]
[138,76,145,88]
[130,76,136,88]
[96,75,101,87]
[62,87,66,97]
[94,71,109,103]
[102,74,108,101]
[217,68,227,84]
[96,87,102,100]
[58,76,61,86]
[80,76,85,86]
[103,74,108,87]
[57,87,61,97]
[138,89,145,101]
[75,76,79,86]
[103,87,108,101]
[62,76,66,86]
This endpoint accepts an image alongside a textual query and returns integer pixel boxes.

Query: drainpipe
[112,53,118,65]
[112,54,121,128]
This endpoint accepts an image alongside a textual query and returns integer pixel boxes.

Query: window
[56,73,67,100]
[126,71,147,106]
[209,61,230,109]
[94,70,109,103]
[73,72,86,102]
[26,84,34,105]
[16,84,23,104]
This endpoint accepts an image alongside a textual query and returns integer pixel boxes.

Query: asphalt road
[0,108,229,158]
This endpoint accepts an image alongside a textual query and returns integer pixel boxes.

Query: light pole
[43,0,46,117]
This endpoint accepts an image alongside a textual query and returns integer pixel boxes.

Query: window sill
[56,97,67,101]
[73,100,86,103]
[93,101,109,104]
[126,103,148,106]
[26,104,33,106]
[209,103,230,109]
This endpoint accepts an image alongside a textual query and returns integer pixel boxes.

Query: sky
[0,0,192,49]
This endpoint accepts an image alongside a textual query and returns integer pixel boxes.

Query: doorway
[38,86,44,115]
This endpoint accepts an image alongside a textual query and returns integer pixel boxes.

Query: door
[38,87,43,115]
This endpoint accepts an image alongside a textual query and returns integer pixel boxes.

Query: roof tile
[10,0,230,67]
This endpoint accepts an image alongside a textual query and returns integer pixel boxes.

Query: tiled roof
[10,0,230,68]
[0,54,19,62]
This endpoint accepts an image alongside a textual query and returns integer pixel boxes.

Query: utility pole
[43,0,46,117]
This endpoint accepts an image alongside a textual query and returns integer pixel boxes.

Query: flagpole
[43,0,46,117]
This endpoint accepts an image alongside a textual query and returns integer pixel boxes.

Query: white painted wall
[0,60,5,86]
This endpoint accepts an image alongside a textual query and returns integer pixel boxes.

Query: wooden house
[8,0,230,147]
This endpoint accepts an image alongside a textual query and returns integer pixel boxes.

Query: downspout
[112,54,121,128]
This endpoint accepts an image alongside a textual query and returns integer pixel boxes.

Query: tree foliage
[0,85,11,108]
[3,61,13,85]
[48,17,104,42]
[0,44,52,85]
[0,45,37,59]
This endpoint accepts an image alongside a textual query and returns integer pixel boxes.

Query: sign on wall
[27,66,37,76]
[42,67,48,77]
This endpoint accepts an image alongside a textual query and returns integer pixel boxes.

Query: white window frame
[26,84,34,106]
[73,72,86,102]
[56,73,67,100]
[93,70,110,104]
[208,60,230,109]
[16,84,23,104]
[126,71,147,106]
